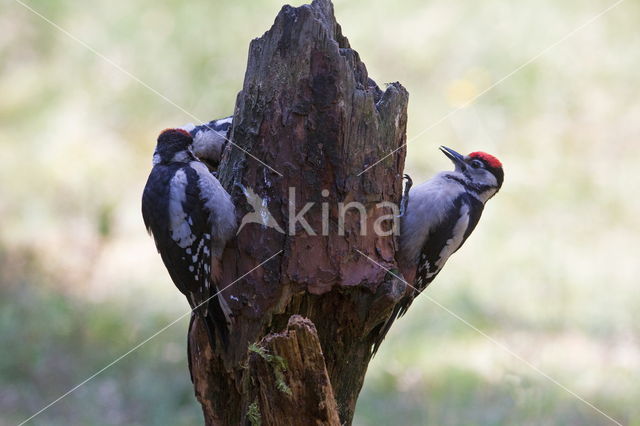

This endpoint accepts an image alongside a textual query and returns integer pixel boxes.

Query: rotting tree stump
[188,1,409,424]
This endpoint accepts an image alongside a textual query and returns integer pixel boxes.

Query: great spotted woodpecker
[373,146,503,353]
[141,128,237,362]
[181,116,232,171]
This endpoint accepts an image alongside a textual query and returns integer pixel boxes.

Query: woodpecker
[180,116,233,171]
[141,128,237,363]
[372,146,503,353]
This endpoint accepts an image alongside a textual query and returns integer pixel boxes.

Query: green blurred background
[1,0,639,424]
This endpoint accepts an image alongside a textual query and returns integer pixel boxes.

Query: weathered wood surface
[247,315,340,426]
[189,0,409,424]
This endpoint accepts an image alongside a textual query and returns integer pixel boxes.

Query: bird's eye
[470,159,483,169]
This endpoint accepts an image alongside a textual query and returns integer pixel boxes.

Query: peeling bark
[189,0,409,424]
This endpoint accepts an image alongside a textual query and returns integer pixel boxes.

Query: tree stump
[189,0,409,424]
[247,316,341,426]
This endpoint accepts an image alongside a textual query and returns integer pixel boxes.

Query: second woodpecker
[142,128,237,361]
[374,146,503,353]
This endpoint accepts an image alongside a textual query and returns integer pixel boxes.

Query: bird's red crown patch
[160,128,192,138]
[469,152,502,169]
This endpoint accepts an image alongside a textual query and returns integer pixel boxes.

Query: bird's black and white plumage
[180,116,232,171]
[372,146,504,354]
[142,128,236,362]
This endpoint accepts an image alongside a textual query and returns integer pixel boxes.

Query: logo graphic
[237,185,285,235]
[237,186,400,237]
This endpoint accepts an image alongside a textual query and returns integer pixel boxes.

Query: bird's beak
[439,146,466,171]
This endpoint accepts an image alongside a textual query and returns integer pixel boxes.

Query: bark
[247,315,340,426]
[189,0,409,424]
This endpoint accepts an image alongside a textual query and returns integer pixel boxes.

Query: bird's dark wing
[412,194,484,295]
[371,193,484,355]
[142,163,227,352]
[181,164,230,346]
[167,165,211,307]
[142,163,211,307]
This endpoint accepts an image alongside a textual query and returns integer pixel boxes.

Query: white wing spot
[168,169,196,248]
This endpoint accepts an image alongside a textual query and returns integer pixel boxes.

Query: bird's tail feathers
[205,295,229,347]
[186,308,227,382]
[189,289,228,352]
[371,298,411,356]
[187,313,195,383]
[188,299,228,352]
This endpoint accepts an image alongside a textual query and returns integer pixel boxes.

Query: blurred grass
[1,0,639,424]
